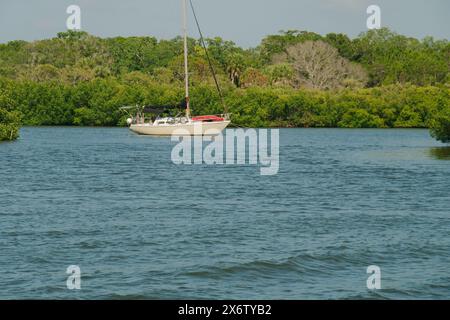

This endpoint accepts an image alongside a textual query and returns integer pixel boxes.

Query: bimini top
[143,102,186,114]
[120,104,184,114]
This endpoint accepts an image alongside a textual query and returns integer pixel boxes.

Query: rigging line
[188,0,228,114]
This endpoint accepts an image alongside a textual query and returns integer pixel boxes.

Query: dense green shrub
[430,107,450,143]
[1,76,448,129]
[0,108,21,141]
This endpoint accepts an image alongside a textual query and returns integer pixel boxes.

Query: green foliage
[353,28,448,86]
[0,28,448,88]
[430,105,450,143]
[0,29,448,137]
[324,33,356,60]
[1,74,449,129]
[106,36,159,74]
[259,30,323,63]
[339,109,386,128]
[0,108,21,141]
[264,63,294,86]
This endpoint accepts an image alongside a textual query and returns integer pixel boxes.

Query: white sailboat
[125,0,231,136]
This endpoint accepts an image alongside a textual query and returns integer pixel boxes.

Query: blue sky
[0,0,449,47]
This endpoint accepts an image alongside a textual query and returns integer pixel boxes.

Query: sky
[0,0,449,47]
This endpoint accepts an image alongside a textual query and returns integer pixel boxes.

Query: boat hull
[129,121,231,136]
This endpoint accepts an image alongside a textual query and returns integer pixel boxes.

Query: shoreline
[18,125,433,130]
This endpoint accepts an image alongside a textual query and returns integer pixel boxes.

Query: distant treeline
[0,28,449,142]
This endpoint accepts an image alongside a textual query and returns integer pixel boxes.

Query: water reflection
[429,147,450,160]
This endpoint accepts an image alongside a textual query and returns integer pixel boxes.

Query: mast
[182,0,190,118]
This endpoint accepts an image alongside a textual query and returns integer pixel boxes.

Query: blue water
[0,127,449,299]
